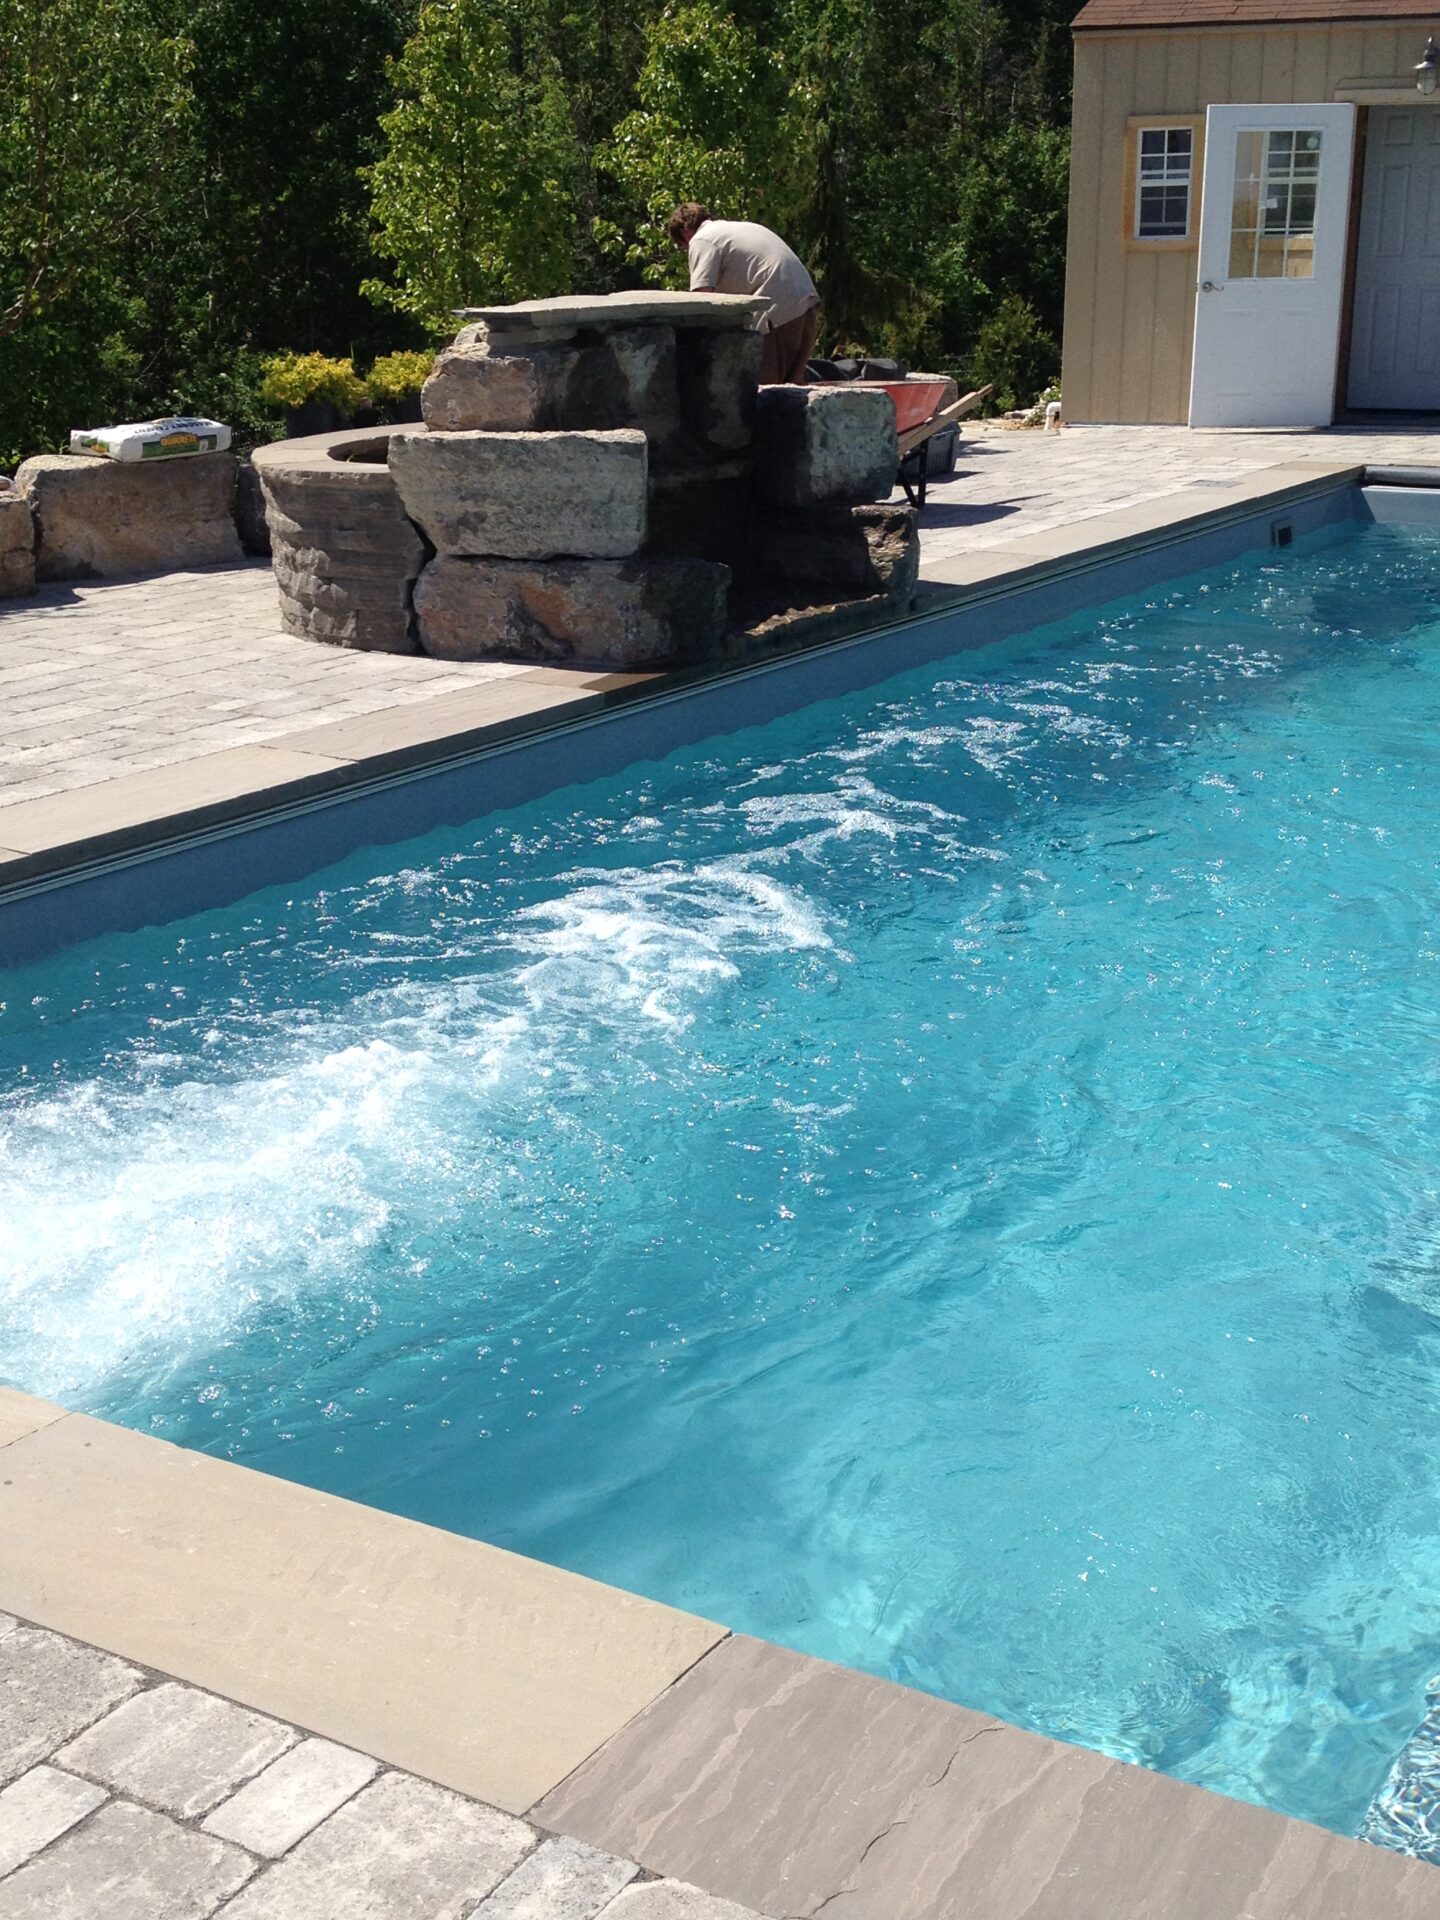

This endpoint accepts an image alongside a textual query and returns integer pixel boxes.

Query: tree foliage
[1,0,1078,467]
[363,0,584,325]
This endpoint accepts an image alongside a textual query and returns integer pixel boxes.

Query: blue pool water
[4,519,1440,1833]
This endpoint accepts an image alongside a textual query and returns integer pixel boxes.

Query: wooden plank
[896,389,991,458]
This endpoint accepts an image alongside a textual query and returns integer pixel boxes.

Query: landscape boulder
[676,327,763,456]
[421,346,580,433]
[753,387,897,508]
[16,451,242,581]
[756,501,919,604]
[388,427,647,560]
[253,429,424,653]
[0,494,35,597]
[413,553,730,667]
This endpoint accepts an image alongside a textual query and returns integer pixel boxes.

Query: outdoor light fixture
[1417,35,1439,94]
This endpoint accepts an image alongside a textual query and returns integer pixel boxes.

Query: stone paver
[472,1833,639,1917]
[217,1771,534,1918]
[202,1737,378,1857]
[0,1625,143,1786]
[0,1764,106,1877]
[0,1799,254,1919]
[57,1681,296,1818]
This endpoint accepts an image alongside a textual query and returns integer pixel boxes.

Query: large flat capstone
[388,428,647,560]
[414,554,730,667]
[753,387,897,508]
[452,291,765,351]
[16,452,241,581]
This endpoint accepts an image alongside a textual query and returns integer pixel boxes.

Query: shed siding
[1062,23,1428,421]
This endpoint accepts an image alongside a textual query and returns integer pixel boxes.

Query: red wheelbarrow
[850,378,993,508]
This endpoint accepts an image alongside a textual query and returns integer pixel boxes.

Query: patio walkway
[2,420,1439,818]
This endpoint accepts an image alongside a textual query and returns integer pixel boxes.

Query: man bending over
[666,204,819,385]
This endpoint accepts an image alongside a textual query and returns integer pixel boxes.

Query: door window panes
[1136,127,1194,238]
[1229,128,1322,278]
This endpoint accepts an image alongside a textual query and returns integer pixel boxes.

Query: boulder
[421,346,579,433]
[388,427,647,560]
[0,494,35,597]
[753,387,897,508]
[252,428,425,653]
[414,553,730,668]
[17,451,241,581]
[676,327,762,455]
[756,501,918,604]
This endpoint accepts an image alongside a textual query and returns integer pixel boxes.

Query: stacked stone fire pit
[252,292,921,669]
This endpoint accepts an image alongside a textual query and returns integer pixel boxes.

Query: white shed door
[1189,104,1356,428]
[1348,108,1440,410]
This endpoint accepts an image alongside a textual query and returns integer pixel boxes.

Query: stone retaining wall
[15,453,242,583]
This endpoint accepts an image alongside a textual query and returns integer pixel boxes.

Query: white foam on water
[0,840,848,1403]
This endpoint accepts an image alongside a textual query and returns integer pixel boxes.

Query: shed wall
[1062,23,1438,421]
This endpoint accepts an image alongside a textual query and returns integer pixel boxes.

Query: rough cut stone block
[0,1765,107,1879]
[0,1799,254,1920]
[422,346,579,433]
[0,495,35,597]
[58,1679,296,1818]
[414,554,730,667]
[203,1737,379,1857]
[477,1833,638,1917]
[753,386,897,507]
[218,1771,531,1919]
[0,1627,143,1786]
[389,428,647,560]
[599,1881,766,1920]
[676,327,762,455]
[16,451,242,581]
[253,428,425,653]
[756,501,918,603]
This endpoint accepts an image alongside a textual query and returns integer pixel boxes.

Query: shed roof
[1074,0,1440,28]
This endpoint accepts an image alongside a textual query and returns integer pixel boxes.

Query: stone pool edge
[0,460,1364,892]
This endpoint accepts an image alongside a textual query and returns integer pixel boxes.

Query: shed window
[1136,128,1194,239]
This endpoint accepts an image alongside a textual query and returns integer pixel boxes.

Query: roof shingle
[1075,0,1440,28]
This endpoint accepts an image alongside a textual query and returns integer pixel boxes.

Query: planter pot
[284,399,343,438]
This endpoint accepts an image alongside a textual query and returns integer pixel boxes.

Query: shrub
[969,295,1060,415]
[257,352,368,414]
[366,350,434,402]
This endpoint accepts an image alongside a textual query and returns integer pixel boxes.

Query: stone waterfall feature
[253,292,919,667]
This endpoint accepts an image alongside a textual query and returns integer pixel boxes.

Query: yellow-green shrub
[366,351,434,402]
[258,353,369,413]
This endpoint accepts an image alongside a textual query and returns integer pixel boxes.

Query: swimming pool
[3,505,1440,1838]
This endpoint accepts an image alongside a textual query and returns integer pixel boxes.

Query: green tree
[600,1,813,284]
[363,0,586,327]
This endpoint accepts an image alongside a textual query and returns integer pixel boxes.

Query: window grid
[1136,127,1194,240]
[1228,128,1322,280]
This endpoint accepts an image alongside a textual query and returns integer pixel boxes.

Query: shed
[1062,0,1440,424]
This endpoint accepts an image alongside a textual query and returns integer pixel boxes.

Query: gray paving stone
[0,1626,143,1786]
[218,1771,533,1918]
[598,1883,768,1920]
[0,1764,107,1877]
[202,1737,378,1857]
[472,1833,638,1916]
[0,1799,253,1919]
[0,1616,14,1640]
[57,1680,296,1817]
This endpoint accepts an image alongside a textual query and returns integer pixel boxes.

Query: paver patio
[3,421,1438,817]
